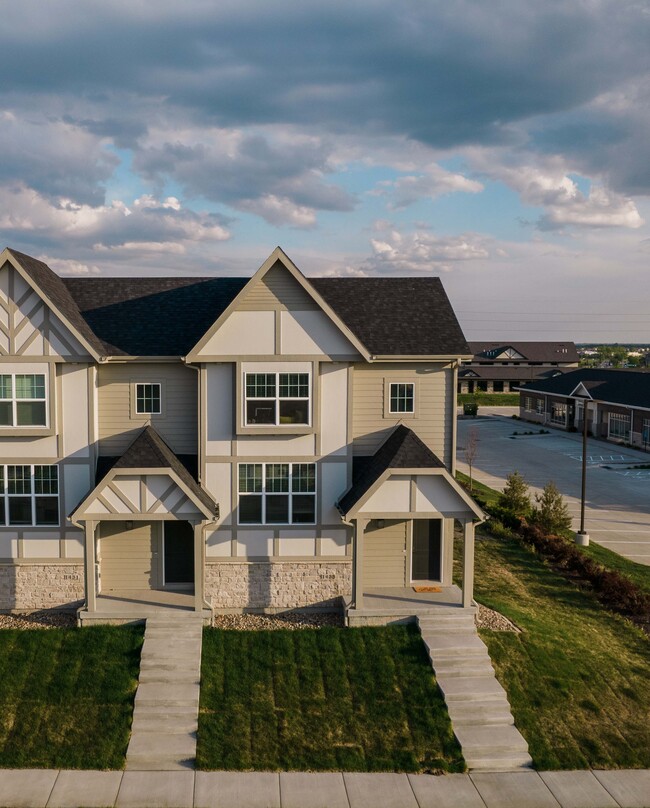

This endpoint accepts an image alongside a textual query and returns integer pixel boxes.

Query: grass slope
[198,625,464,773]
[467,536,650,770]
[0,626,143,769]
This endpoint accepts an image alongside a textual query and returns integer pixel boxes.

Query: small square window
[389,383,415,414]
[135,383,161,415]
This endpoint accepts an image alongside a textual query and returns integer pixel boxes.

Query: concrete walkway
[126,612,204,771]
[1,768,649,808]
[418,610,532,771]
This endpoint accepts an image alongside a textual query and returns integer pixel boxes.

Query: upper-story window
[389,383,415,414]
[0,464,59,526]
[244,372,310,426]
[0,374,47,427]
[135,383,162,415]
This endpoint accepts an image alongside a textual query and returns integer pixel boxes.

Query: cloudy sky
[1,0,649,341]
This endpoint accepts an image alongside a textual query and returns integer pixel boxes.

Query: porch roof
[70,426,217,521]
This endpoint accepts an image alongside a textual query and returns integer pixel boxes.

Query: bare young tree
[464,426,479,492]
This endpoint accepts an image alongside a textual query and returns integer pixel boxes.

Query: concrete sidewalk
[1,768,649,808]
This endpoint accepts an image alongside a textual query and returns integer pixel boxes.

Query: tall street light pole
[576,397,590,546]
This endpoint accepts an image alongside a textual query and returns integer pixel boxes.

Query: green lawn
[460,535,650,770]
[456,470,501,507]
[0,626,143,769]
[198,625,464,773]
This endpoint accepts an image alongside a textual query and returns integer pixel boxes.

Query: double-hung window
[238,463,316,524]
[0,374,47,427]
[135,383,161,415]
[244,372,310,426]
[536,398,544,415]
[0,465,59,526]
[389,383,415,414]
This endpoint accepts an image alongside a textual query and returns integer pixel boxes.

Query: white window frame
[389,382,415,414]
[243,371,311,427]
[608,413,630,442]
[0,464,59,527]
[642,418,650,447]
[237,462,317,525]
[536,398,544,415]
[0,372,48,428]
[524,396,532,412]
[134,382,162,415]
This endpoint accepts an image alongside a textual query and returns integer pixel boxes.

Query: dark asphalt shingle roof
[108,426,217,514]
[8,248,470,357]
[459,366,568,382]
[337,425,446,515]
[312,278,470,356]
[519,368,650,409]
[469,341,579,363]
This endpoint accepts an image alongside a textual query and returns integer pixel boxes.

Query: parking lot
[456,412,650,566]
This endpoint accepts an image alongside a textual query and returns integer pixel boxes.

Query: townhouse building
[0,247,482,624]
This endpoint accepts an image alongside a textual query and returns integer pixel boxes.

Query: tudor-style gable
[187,247,366,361]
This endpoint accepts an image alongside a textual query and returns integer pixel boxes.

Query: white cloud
[375,164,483,208]
[361,224,490,274]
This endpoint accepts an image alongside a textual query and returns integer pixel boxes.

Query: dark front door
[163,521,194,586]
[412,520,442,582]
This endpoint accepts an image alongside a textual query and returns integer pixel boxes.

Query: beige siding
[99,521,158,590]
[237,263,318,311]
[98,362,197,455]
[352,363,452,463]
[363,519,407,588]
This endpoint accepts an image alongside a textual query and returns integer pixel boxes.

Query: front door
[412,520,442,582]
[163,521,195,587]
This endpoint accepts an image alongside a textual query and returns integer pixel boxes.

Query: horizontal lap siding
[100,521,155,590]
[352,364,451,462]
[98,363,197,455]
[364,519,407,588]
[237,264,318,311]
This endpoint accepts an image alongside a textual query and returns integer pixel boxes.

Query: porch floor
[346,584,474,626]
[77,589,211,626]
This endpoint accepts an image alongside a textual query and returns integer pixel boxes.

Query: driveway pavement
[457,412,650,566]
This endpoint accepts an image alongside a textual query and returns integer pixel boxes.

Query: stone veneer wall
[0,563,85,612]
[205,561,352,611]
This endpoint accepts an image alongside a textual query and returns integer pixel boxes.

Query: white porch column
[462,519,475,608]
[352,518,368,610]
[84,520,97,613]
[193,522,204,613]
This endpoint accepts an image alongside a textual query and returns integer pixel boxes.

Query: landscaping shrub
[498,472,531,521]
[530,481,572,535]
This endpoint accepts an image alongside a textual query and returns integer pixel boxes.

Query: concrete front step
[465,751,533,771]
[422,634,487,655]
[134,683,200,708]
[450,703,516,726]
[127,732,197,760]
[433,659,495,678]
[137,669,201,685]
[131,714,198,734]
[132,702,199,718]
[455,724,530,754]
[437,674,508,703]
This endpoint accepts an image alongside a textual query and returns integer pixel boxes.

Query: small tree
[499,471,531,516]
[531,481,572,534]
[464,427,479,492]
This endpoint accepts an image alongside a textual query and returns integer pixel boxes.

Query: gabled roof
[470,341,579,363]
[459,366,566,382]
[337,425,446,515]
[5,246,470,359]
[186,247,370,360]
[3,248,106,358]
[518,368,650,409]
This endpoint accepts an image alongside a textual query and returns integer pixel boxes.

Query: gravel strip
[211,611,344,630]
[475,603,520,632]
[0,610,77,629]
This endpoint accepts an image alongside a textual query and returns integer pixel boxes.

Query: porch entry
[411,519,442,583]
[99,519,194,592]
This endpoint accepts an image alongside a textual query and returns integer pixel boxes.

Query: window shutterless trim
[388,382,415,414]
[243,370,312,427]
[0,372,48,428]
[0,464,59,527]
[237,462,316,525]
[135,382,162,415]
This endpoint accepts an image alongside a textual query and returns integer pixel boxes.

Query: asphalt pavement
[456,410,650,566]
